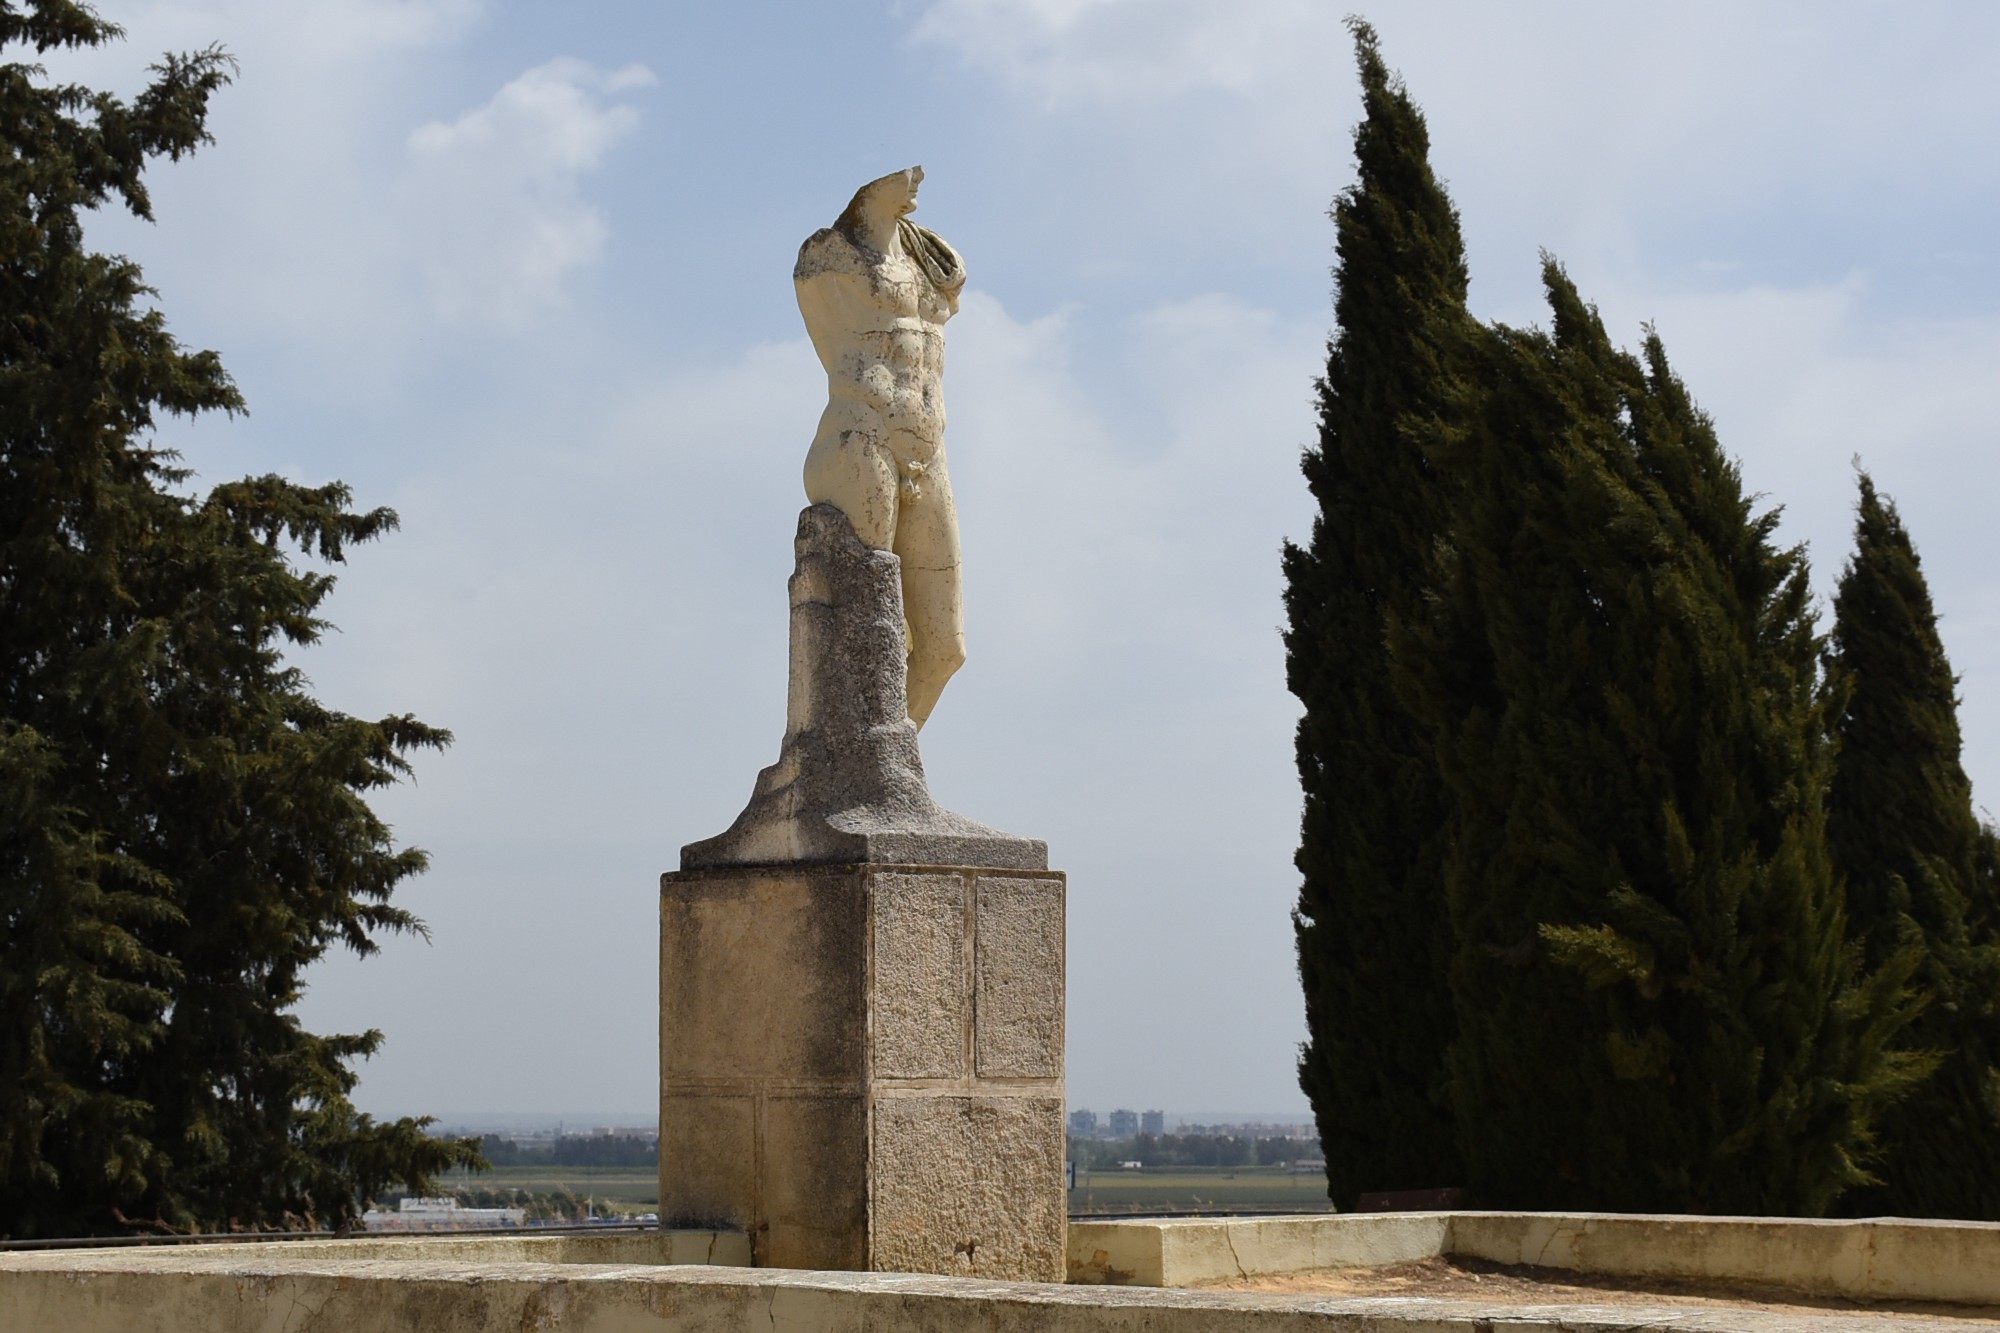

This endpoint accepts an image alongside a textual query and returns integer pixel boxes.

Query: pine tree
[1828,475,2000,1218]
[1396,262,1925,1213]
[1282,19,1475,1205]
[0,0,477,1237]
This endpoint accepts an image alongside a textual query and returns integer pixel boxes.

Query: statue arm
[898,220,965,315]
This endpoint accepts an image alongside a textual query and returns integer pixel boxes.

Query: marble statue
[679,168,1045,873]
[794,165,966,730]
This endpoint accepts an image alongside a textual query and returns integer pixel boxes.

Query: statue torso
[795,228,956,453]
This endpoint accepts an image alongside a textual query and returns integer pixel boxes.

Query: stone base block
[659,864,1066,1281]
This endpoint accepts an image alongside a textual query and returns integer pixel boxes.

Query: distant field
[447,1163,1332,1217]
[454,1165,659,1209]
[1069,1166,1332,1215]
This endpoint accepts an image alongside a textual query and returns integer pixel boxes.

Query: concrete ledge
[1068,1210,2000,1305]
[1450,1211,2000,1306]
[1068,1213,1448,1286]
[0,1243,1968,1332]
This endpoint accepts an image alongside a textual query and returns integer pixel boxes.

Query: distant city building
[1067,1108,1317,1141]
[1177,1119,1319,1140]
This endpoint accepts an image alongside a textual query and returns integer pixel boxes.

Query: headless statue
[795,165,966,730]
[679,168,1046,872]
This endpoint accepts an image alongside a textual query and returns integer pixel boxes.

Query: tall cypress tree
[1283,19,1474,1204]
[1397,262,1925,1213]
[1828,475,2000,1218]
[0,0,477,1236]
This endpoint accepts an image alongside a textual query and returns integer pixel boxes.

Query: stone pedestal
[680,505,1047,873]
[664,504,1063,1278]
[659,863,1065,1280]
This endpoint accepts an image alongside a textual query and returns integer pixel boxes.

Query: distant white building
[1140,1110,1164,1135]
[1066,1108,1098,1137]
[1107,1108,1138,1137]
[360,1196,525,1232]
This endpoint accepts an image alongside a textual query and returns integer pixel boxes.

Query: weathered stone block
[870,1092,1067,1280]
[763,1093,868,1271]
[659,869,865,1084]
[660,864,1064,1280]
[975,876,1066,1079]
[657,1094,754,1233]
[873,873,968,1080]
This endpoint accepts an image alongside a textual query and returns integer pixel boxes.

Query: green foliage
[1282,16,1475,1207]
[1287,23,1966,1218]
[1392,262,1926,1214]
[0,1,479,1237]
[1828,475,2000,1218]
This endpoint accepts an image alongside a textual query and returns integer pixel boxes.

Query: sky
[42,1,2000,1120]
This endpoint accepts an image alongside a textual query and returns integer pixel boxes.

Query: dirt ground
[1203,1255,2000,1323]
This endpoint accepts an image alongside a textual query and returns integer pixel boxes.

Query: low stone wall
[1451,1212,2000,1307]
[0,1241,1968,1332]
[9,1214,2000,1331]
[1069,1210,2000,1304]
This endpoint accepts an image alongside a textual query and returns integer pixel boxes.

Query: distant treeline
[477,1134,657,1168]
[1068,1133,1314,1170]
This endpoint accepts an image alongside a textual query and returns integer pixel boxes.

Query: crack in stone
[1533,1220,1567,1269]
[1225,1223,1249,1281]
[277,1278,330,1333]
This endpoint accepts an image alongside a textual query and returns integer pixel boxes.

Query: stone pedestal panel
[659,864,1065,1281]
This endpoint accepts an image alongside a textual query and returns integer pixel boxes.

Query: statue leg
[895,463,965,731]
[804,412,899,550]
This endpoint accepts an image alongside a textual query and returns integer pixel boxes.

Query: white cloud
[41,0,481,89]
[907,2,2000,321]
[58,12,652,387]
[225,0,481,60]
[909,0,1331,106]
[405,58,656,330]
[55,0,481,342]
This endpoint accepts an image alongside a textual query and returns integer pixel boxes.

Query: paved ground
[1207,1255,2000,1324]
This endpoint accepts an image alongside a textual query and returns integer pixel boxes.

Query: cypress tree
[1397,262,1925,1213]
[1828,475,2000,1218]
[1282,19,1475,1204]
[0,0,477,1236]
